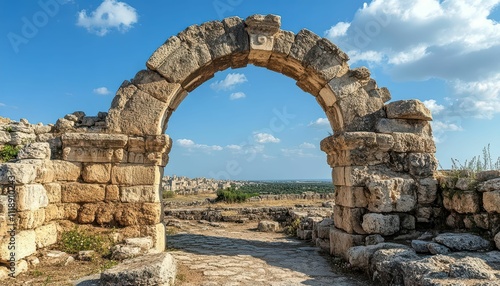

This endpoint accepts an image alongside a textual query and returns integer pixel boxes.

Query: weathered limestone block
[34,223,58,248]
[483,191,500,213]
[105,185,120,202]
[245,14,281,66]
[391,133,436,153]
[156,41,212,86]
[348,243,409,268]
[62,133,128,148]
[334,165,412,187]
[495,232,500,250]
[131,70,183,105]
[476,171,500,182]
[145,135,172,153]
[120,185,161,203]
[0,130,11,144]
[362,213,400,235]
[479,178,500,192]
[366,178,416,213]
[365,234,385,245]
[303,38,348,82]
[17,209,45,230]
[101,252,176,286]
[336,89,385,132]
[78,203,100,224]
[371,248,419,285]
[9,131,36,145]
[257,220,280,232]
[0,163,37,184]
[376,118,432,136]
[317,219,334,239]
[329,227,365,260]
[16,184,49,211]
[455,177,477,191]
[44,204,64,221]
[333,205,366,234]
[417,177,438,204]
[82,163,111,184]
[139,223,166,252]
[0,230,36,262]
[127,137,146,153]
[443,190,480,214]
[464,213,489,229]
[111,165,162,186]
[107,83,170,136]
[62,146,125,164]
[334,186,368,208]
[114,203,162,226]
[368,87,391,103]
[222,16,250,68]
[400,214,416,230]
[51,160,81,181]
[433,233,491,251]
[146,35,182,70]
[385,100,432,121]
[61,183,105,203]
[17,142,51,160]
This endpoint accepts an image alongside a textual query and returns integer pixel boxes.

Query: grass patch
[163,190,176,199]
[58,227,112,256]
[450,144,500,174]
[283,218,301,236]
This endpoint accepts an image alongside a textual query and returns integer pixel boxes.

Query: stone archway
[60,14,437,258]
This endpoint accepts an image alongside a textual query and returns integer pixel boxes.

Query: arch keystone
[245,14,281,66]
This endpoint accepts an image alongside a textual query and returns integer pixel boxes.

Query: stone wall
[0,115,168,276]
[437,170,500,237]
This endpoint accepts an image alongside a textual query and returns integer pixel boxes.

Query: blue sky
[1,0,500,180]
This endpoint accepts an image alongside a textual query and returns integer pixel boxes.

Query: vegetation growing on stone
[451,144,500,173]
[59,227,112,256]
[0,144,20,162]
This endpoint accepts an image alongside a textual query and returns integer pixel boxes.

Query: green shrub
[163,190,176,199]
[216,187,258,203]
[283,218,301,236]
[0,144,20,162]
[59,227,111,256]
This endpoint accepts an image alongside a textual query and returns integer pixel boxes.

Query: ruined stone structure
[0,14,446,277]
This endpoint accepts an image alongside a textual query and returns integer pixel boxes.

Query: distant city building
[162,175,246,195]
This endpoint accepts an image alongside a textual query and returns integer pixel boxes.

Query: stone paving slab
[168,221,372,286]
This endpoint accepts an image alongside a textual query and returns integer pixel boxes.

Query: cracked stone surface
[167,220,372,286]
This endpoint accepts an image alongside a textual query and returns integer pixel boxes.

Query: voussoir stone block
[362,213,400,235]
[61,183,106,203]
[111,165,162,186]
[131,70,182,104]
[385,99,432,121]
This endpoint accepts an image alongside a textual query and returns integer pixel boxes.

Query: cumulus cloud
[253,133,280,144]
[281,148,316,158]
[325,0,500,119]
[176,139,223,152]
[93,87,111,95]
[308,117,330,127]
[226,144,242,151]
[77,0,138,36]
[299,142,315,149]
[423,99,445,116]
[210,73,247,91]
[229,92,246,100]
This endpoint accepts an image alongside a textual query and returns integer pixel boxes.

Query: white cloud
[210,73,247,91]
[77,0,138,36]
[325,0,500,118]
[93,87,111,95]
[281,148,316,158]
[253,132,280,144]
[423,99,445,115]
[226,144,242,151]
[299,142,315,149]
[0,103,5,107]
[432,121,463,133]
[176,139,223,152]
[229,92,246,100]
[308,117,330,127]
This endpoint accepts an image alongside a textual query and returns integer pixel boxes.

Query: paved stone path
[168,221,372,286]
